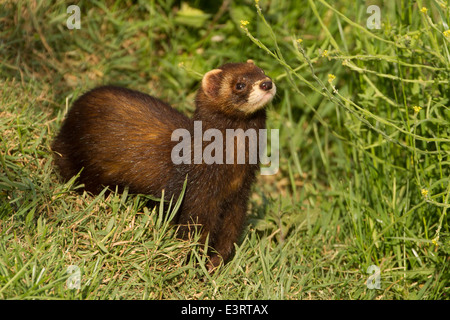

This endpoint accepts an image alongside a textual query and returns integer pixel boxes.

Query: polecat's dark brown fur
[52,60,276,270]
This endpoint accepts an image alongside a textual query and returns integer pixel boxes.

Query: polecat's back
[52,85,191,194]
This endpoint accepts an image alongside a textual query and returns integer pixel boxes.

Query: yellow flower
[444,30,450,37]
[296,38,303,44]
[420,7,428,14]
[328,73,336,83]
[413,105,422,113]
[421,188,428,197]
[321,49,329,57]
[431,238,439,247]
[255,0,260,4]
[240,20,249,28]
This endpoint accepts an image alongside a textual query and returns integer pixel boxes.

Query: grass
[0,0,449,299]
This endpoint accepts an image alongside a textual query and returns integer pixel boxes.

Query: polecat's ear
[246,59,254,64]
[202,69,223,98]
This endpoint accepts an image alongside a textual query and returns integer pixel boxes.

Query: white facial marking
[239,79,276,114]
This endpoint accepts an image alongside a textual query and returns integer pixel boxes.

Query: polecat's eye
[235,83,246,90]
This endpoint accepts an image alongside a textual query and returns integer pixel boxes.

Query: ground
[0,0,448,299]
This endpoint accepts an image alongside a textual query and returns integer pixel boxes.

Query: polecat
[52,60,276,270]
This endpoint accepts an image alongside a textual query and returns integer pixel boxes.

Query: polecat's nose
[260,81,273,91]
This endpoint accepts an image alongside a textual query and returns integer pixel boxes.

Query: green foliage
[0,0,448,299]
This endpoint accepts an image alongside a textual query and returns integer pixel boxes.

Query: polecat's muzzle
[260,80,273,91]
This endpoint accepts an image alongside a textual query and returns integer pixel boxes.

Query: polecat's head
[196,60,276,117]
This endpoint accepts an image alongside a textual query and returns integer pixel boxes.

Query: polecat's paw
[207,254,223,273]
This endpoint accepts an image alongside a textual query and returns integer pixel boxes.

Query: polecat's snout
[241,76,276,114]
[260,80,273,91]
